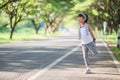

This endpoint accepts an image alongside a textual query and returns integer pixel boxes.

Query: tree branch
[0,0,14,9]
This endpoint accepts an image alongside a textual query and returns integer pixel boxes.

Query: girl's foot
[84,68,91,74]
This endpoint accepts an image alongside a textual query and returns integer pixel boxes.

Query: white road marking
[27,44,81,80]
[101,39,120,73]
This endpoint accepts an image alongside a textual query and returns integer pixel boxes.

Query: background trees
[0,0,29,39]
[86,0,120,34]
[0,0,120,39]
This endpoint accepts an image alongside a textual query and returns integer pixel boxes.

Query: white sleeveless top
[80,26,93,44]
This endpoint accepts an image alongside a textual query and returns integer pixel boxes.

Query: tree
[69,0,120,34]
[0,0,14,9]
[40,0,75,34]
[1,0,29,39]
[24,0,43,34]
[85,0,120,34]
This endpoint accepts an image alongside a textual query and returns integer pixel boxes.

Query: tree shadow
[0,45,78,73]
[0,41,118,76]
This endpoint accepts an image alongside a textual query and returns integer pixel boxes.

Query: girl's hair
[77,12,88,23]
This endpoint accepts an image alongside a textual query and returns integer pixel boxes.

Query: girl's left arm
[88,24,96,42]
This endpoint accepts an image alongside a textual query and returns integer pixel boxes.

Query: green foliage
[92,9,99,16]
[85,0,120,33]
[1,0,120,40]
[71,0,94,12]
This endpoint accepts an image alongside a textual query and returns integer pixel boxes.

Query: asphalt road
[0,31,120,80]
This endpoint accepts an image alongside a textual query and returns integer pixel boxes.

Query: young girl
[77,12,98,74]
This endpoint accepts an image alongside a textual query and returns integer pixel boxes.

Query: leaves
[1,0,120,38]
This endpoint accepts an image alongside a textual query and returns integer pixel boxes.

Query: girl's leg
[87,42,98,55]
[82,45,89,68]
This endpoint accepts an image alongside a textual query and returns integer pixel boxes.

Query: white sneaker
[84,68,91,74]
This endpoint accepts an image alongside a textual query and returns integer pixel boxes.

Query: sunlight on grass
[101,33,117,42]
[0,31,61,44]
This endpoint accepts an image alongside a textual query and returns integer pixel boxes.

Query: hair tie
[80,13,87,20]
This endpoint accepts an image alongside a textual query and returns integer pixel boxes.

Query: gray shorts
[82,42,98,55]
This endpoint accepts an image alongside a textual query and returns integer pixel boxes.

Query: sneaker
[84,68,91,74]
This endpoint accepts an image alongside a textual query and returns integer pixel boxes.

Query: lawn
[0,28,61,44]
[110,46,120,62]
[100,33,117,42]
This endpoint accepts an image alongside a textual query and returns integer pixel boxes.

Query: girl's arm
[88,24,96,42]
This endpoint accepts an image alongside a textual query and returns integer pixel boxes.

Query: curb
[101,39,120,73]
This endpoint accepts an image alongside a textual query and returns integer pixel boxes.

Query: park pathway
[0,31,120,80]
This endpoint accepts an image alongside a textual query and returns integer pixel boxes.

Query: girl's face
[77,16,86,24]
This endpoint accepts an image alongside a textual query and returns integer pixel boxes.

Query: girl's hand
[93,38,96,43]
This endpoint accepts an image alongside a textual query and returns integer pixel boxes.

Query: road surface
[0,31,120,80]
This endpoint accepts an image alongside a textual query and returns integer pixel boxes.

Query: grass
[0,28,61,44]
[110,46,120,62]
[100,33,117,42]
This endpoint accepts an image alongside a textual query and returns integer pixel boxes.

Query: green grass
[100,33,117,42]
[110,46,120,62]
[0,30,61,44]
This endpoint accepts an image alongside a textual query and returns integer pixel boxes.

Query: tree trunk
[9,15,18,39]
[114,27,118,34]
[35,28,39,34]
[45,24,49,34]
[34,26,39,34]
[9,15,14,39]
[31,19,39,34]
[110,27,113,34]
[10,28,14,39]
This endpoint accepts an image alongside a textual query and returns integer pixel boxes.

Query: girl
[77,12,98,74]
